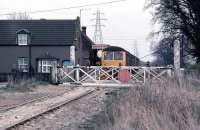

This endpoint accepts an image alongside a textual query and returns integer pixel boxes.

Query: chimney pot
[82,26,87,34]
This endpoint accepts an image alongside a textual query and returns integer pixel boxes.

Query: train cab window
[114,51,123,60]
[104,51,113,60]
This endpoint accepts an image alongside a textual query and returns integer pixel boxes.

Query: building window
[114,51,123,60]
[18,58,29,72]
[18,34,28,45]
[38,60,57,73]
[104,51,113,60]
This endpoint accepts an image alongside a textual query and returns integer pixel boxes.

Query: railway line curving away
[0,87,95,130]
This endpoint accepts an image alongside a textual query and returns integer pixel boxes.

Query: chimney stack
[82,26,87,35]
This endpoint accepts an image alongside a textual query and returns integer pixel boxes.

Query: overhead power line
[0,0,127,16]
[104,39,147,41]
[139,45,171,59]
[140,51,158,59]
[139,44,191,60]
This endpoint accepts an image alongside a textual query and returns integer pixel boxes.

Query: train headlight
[97,50,103,58]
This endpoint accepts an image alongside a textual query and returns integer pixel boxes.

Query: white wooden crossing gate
[57,66,173,86]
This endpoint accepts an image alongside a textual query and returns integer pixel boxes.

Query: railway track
[0,91,68,113]
[0,88,74,113]
[0,87,95,130]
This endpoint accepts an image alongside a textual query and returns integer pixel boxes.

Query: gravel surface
[0,87,94,130]
[10,87,114,130]
[0,85,71,109]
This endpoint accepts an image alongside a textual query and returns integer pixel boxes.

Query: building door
[63,60,73,68]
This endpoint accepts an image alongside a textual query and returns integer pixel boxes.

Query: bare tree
[7,12,31,20]
[152,37,174,66]
[146,0,200,62]
[152,34,194,67]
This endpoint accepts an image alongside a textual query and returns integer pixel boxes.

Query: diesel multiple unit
[93,46,140,67]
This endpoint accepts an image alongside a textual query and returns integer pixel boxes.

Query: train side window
[114,51,123,60]
[104,51,113,60]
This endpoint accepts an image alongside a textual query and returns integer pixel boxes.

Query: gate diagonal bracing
[57,66,173,86]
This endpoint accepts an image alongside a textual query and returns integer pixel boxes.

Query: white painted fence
[57,66,173,86]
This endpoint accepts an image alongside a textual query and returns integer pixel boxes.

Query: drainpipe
[29,44,32,78]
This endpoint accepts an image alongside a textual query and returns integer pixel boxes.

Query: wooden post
[70,45,76,66]
[144,68,146,84]
[174,39,181,77]
[51,61,57,84]
[98,69,101,80]
[94,69,97,80]
[112,68,114,79]
[75,65,80,83]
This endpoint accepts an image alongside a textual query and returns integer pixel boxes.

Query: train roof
[103,46,126,51]
[103,46,131,55]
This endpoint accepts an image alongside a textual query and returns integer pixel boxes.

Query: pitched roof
[0,19,78,46]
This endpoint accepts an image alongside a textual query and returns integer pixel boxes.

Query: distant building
[0,17,93,74]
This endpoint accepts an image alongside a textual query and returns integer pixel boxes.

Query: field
[104,75,200,130]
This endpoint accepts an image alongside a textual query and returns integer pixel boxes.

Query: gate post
[174,39,181,77]
[51,62,58,84]
[75,65,80,83]
[70,45,76,66]
[143,67,146,84]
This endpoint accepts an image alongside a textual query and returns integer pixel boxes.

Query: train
[92,45,140,66]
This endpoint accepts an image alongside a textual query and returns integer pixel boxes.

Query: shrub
[188,63,200,72]
[3,78,48,92]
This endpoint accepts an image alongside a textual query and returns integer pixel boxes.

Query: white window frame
[18,58,29,72]
[18,34,28,45]
[38,60,56,73]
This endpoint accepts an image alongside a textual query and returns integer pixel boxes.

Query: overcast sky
[0,0,155,61]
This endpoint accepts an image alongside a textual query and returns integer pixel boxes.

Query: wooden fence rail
[57,66,173,86]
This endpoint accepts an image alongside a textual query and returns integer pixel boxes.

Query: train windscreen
[104,51,113,60]
[114,51,123,60]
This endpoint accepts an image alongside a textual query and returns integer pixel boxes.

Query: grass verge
[105,76,200,130]
[1,78,48,92]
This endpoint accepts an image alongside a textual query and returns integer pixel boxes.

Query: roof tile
[0,20,77,45]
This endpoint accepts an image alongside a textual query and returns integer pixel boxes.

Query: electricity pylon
[92,9,106,44]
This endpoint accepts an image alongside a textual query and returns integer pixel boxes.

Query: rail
[0,87,94,130]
